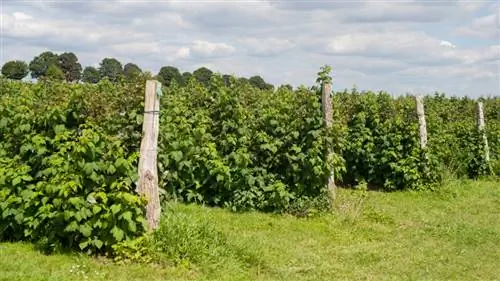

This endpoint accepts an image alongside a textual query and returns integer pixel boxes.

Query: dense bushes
[329,89,499,189]
[0,78,148,254]
[424,94,499,178]
[332,90,441,190]
[1,72,498,256]
[158,77,335,211]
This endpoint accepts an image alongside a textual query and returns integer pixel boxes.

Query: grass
[1,179,500,280]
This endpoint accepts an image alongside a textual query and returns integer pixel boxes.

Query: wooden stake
[477,101,490,163]
[321,82,336,198]
[416,94,427,149]
[138,80,161,231]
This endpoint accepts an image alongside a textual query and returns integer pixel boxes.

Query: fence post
[138,80,161,231]
[416,94,427,149]
[321,82,336,198]
[476,101,490,163]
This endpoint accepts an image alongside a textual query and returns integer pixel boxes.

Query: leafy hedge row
[331,89,498,189]
[0,78,147,254]
[331,90,440,190]
[424,94,499,178]
[158,77,334,211]
[1,73,497,255]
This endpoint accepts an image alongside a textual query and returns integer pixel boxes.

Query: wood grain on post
[476,101,490,162]
[321,82,336,197]
[138,80,161,231]
[416,95,428,149]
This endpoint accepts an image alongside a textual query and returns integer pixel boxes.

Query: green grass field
[1,179,499,281]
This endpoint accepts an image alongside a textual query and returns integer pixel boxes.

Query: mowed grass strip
[1,180,499,281]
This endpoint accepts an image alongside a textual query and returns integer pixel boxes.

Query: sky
[1,0,499,97]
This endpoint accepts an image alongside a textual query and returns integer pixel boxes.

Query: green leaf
[110,204,121,215]
[94,239,103,249]
[128,220,137,232]
[120,211,132,222]
[92,205,102,214]
[79,240,90,250]
[12,177,21,186]
[65,221,79,232]
[171,151,183,162]
[53,124,66,134]
[79,224,92,237]
[111,226,125,241]
[107,164,116,174]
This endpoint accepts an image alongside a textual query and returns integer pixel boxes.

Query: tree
[238,77,249,84]
[82,66,101,84]
[29,51,60,79]
[249,75,273,90]
[182,72,192,85]
[193,67,213,87]
[43,64,65,81]
[279,84,293,91]
[157,66,182,87]
[59,52,82,82]
[123,63,142,80]
[1,60,29,80]
[99,58,123,82]
[222,74,232,87]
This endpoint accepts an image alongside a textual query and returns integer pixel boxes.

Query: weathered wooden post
[476,101,490,163]
[416,94,427,149]
[137,80,162,231]
[321,82,336,198]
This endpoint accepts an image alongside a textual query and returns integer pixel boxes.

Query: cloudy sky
[1,0,499,96]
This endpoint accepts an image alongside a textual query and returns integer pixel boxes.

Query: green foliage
[59,52,82,82]
[1,62,497,259]
[2,180,500,281]
[157,66,183,87]
[29,51,60,79]
[192,67,213,87]
[123,63,142,80]
[150,209,232,264]
[248,75,273,90]
[99,58,123,82]
[316,65,332,85]
[425,94,499,178]
[158,75,334,211]
[279,84,293,91]
[82,66,101,84]
[182,72,192,85]
[331,89,499,190]
[43,64,65,82]
[1,60,29,80]
[0,78,148,255]
[333,90,441,190]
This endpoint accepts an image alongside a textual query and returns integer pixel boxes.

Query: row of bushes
[0,78,148,254]
[1,73,498,255]
[331,90,499,189]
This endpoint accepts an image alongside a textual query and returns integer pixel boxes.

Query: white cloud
[12,12,33,20]
[1,12,149,45]
[239,38,295,56]
[455,13,500,39]
[440,40,457,49]
[109,42,162,56]
[190,40,236,57]
[0,0,498,97]
[173,47,190,60]
[322,31,439,58]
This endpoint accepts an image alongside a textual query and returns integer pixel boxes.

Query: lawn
[1,179,499,281]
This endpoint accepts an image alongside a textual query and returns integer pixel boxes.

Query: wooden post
[137,80,161,231]
[416,94,427,149]
[476,101,490,163]
[321,82,336,198]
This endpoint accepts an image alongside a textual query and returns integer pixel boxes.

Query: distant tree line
[1,51,290,90]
